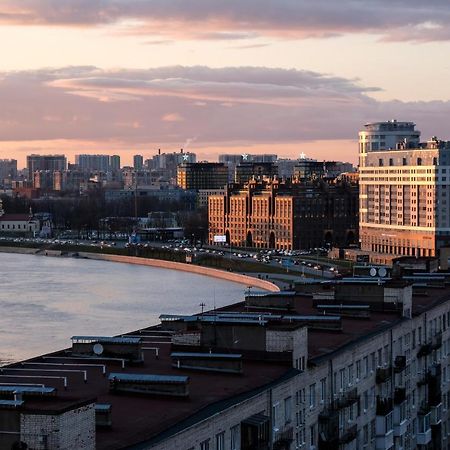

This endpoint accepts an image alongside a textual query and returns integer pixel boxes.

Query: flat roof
[171,352,242,360]
[108,373,189,384]
[71,336,141,344]
[3,331,290,449]
[4,277,450,449]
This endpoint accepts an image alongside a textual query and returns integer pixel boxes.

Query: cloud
[0,1,449,42]
[161,112,184,122]
[0,65,449,154]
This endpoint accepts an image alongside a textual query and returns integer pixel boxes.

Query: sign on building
[214,235,227,243]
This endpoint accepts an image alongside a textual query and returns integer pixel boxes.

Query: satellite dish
[93,343,104,355]
[379,267,387,278]
[369,267,377,277]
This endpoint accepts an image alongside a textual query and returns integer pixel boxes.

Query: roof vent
[108,373,189,397]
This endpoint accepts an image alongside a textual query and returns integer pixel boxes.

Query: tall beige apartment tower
[359,120,450,264]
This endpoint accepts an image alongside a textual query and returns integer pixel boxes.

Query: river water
[0,252,248,363]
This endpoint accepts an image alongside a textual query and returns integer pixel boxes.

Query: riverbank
[0,245,280,292]
[78,252,279,292]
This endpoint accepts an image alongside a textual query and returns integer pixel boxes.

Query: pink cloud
[0,65,449,167]
[161,113,184,122]
[0,1,449,42]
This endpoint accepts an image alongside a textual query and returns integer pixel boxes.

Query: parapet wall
[78,252,280,292]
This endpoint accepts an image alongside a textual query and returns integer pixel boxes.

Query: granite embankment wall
[0,246,39,255]
[78,252,280,292]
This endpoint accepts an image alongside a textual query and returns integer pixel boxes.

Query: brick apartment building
[208,177,358,250]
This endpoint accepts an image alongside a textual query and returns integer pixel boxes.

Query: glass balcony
[430,402,442,426]
[417,411,432,445]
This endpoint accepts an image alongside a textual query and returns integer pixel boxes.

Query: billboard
[213,235,227,243]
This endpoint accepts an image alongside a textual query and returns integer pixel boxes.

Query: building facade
[209,178,358,250]
[133,154,144,170]
[127,276,450,450]
[27,154,67,180]
[177,162,228,191]
[109,154,121,171]
[75,154,111,172]
[0,159,17,186]
[235,162,279,184]
[359,121,450,263]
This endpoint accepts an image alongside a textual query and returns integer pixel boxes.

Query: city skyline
[0,2,450,166]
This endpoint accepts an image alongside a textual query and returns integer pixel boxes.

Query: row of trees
[0,192,207,241]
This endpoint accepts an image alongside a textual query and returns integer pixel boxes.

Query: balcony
[431,333,442,351]
[338,424,357,445]
[417,411,432,446]
[273,426,293,450]
[430,403,442,426]
[376,366,392,384]
[393,400,408,437]
[375,408,394,450]
[376,396,393,416]
[394,355,406,373]
[418,342,432,358]
[318,409,339,450]
[334,387,359,409]
[429,363,442,405]
[417,370,432,387]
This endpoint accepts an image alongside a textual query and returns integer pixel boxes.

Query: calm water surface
[0,253,248,363]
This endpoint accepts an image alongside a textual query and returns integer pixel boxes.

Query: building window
[215,432,225,450]
[417,157,422,166]
[284,397,292,424]
[230,425,239,450]
[320,378,326,403]
[310,425,315,446]
[200,439,210,450]
[309,384,316,408]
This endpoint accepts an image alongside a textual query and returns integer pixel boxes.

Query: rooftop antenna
[199,302,206,315]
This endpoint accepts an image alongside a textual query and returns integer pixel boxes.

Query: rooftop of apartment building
[1,328,294,450]
[2,272,450,448]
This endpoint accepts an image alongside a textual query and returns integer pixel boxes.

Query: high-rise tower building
[133,155,144,170]
[359,120,450,263]
[109,155,121,171]
[26,154,66,180]
[75,154,110,172]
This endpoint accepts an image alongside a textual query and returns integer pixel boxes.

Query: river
[0,252,248,363]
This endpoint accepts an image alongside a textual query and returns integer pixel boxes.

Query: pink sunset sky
[1,1,450,168]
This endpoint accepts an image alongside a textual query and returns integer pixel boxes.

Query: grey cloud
[0,1,450,41]
[0,65,448,147]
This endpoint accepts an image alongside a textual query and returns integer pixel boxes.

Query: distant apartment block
[147,149,196,180]
[26,154,66,179]
[109,154,121,171]
[0,159,17,186]
[235,161,278,184]
[219,153,278,181]
[75,154,111,172]
[53,170,89,192]
[294,159,354,181]
[359,120,450,264]
[133,154,144,170]
[177,162,228,190]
